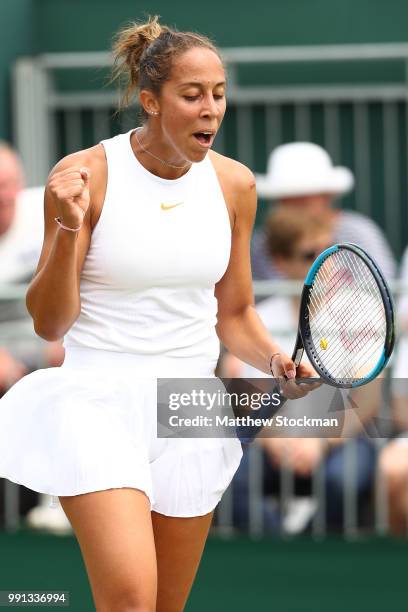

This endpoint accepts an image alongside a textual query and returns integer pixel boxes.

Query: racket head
[298,243,395,388]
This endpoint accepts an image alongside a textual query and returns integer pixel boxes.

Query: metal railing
[7,42,408,534]
[12,42,408,257]
[0,282,406,537]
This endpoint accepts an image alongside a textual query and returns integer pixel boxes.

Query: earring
[150,111,159,116]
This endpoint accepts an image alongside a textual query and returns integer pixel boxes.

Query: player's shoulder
[49,144,106,178]
[209,150,256,193]
[208,151,256,223]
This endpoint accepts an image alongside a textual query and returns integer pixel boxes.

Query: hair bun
[132,15,163,49]
[111,16,220,111]
[112,15,164,105]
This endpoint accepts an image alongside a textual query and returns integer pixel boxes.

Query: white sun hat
[255,142,354,199]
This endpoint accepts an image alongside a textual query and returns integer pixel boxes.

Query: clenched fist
[48,167,91,229]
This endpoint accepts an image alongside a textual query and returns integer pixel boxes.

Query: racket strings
[311,255,385,374]
[310,257,385,379]
[307,250,386,381]
[310,277,384,342]
[333,251,387,374]
[310,308,383,380]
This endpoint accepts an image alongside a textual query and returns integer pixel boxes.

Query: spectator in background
[0,142,45,382]
[226,208,379,533]
[378,246,408,536]
[0,142,63,389]
[0,142,43,284]
[0,142,40,391]
[251,142,396,282]
[0,141,69,534]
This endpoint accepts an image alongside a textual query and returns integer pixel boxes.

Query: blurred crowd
[1,139,408,536]
[0,141,68,533]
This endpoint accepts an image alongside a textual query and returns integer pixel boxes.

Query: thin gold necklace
[134,128,191,170]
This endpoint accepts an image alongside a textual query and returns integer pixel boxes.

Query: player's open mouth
[193,132,214,147]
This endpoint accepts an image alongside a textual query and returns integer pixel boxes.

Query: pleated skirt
[0,347,242,517]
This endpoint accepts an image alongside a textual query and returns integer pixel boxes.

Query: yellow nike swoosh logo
[160,202,183,211]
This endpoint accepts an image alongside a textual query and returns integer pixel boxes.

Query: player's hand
[271,353,321,400]
[48,166,91,229]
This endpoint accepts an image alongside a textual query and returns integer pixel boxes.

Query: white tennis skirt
[0,347,243,517]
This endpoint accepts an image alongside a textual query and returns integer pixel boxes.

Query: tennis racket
[237,242,395,442]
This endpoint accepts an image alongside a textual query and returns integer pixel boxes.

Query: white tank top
[64,130,231,373]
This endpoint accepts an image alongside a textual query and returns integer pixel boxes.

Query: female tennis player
[0,17,317,611]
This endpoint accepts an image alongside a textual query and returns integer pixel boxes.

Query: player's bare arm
[26,145,107,340]
[213,153,317,399]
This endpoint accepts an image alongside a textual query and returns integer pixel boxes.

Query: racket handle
[296,377,322,384]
